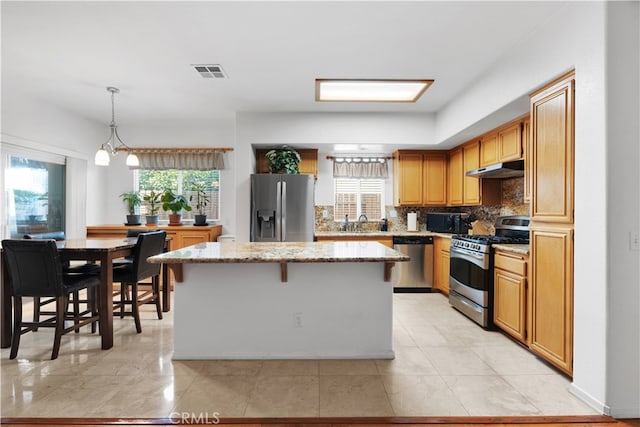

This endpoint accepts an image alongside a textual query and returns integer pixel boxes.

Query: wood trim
[529,69,576,98]
[0,415,623,425]
[116,147,234,153]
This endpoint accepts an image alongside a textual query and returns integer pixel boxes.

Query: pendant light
[94,86,139,167]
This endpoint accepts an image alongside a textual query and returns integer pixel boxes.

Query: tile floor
[1,292,599,418]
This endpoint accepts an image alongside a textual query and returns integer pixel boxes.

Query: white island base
[173,262,393,360]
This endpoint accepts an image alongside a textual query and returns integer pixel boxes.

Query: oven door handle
[450,245,488,268]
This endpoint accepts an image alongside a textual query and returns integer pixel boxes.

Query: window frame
[333,177,385,222]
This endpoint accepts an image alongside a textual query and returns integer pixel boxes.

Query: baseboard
[570,382,610,415]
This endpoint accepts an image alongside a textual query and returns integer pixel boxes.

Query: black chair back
[1,239,65,297]
[125,229,158,238]
[23,231,66,241]
[131,231,166,281]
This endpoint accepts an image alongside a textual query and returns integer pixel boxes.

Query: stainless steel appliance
[392,235,434,292]
[426,212,472,234]
[250,174,315,242]
[449,215,530,327]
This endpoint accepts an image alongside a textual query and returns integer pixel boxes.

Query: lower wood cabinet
[433,237,451,294]
[493,250,528,343]
[529,224,574,376]
[315,235,393,248]
[86,224,222,248]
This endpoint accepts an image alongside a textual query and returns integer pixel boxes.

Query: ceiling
[2,1,567,147]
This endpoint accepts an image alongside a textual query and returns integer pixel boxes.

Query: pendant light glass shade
[94,86,137,167]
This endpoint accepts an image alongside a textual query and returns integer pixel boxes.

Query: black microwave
[426,213,470,234]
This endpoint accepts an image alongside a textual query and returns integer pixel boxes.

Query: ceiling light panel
[316,79,433,102]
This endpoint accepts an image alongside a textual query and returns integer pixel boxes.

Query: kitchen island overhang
[148,241,409,360]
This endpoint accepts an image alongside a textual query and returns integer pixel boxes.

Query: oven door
[449,245,492,306]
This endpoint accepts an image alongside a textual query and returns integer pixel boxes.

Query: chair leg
[32,297,40,332]
[153,276,163,320]
[10,296,23,360]
[51,295,67,360]
[73,290,81,333]
[120,284,126,318]
[90,287,97,334]
[131,283,142,333]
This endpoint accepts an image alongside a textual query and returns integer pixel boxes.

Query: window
[334,178,384,221]
[5,154,66,238]
[135,169,220,221]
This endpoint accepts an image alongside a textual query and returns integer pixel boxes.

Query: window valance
[330,156,391,179]
[123,147,232,170]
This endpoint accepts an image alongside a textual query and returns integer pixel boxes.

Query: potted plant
[161,189,192,225]
[265,146,301,174]
[189,182,210,226]
[120,191,142,225]
[143,190,162,225]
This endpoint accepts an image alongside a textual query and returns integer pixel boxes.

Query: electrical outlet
[293,312,303,328]
[630,232,640,251]
[390,209,397,218]
[322,209,329,218]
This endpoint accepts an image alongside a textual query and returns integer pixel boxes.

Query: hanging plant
[265,146,301,174]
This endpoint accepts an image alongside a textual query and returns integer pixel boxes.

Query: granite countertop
[492,243,530,256]
[314,231,455,239]
[148,241,410,264]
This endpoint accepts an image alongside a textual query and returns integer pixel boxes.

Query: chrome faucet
[357,214,368,232]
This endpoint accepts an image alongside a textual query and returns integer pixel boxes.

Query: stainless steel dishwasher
[392,236,434,292]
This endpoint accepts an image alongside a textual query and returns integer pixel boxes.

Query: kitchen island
[148,241,409,360]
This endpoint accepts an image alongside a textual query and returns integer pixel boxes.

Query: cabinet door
[494,267,527,343]
[177,230,210,249]
[447,148,463,206]
[480,133,498,167]
[433,238,450,293]
[523,118,531,203]
[396,153,424,206]
[463,141,481,205]
[529,225,573,375]
[423,153,447,206]
[498,122,523,161]
[530,75,575,223]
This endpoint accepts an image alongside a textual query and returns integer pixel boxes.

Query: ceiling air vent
[192,64,227,79]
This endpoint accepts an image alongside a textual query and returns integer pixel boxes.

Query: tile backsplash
[315,177,529,235]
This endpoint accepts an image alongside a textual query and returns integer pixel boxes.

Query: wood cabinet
[86,224,222,248]
[448,141,500,207]
[480,120,524,168]
[393,150,447,207]
[493,250,528,343]
[315,235,393,248]
[530,75,574,223]
[255,148,319,178]
[529,224,573,375]
[447,148,463,206]
[528,70,575,376]
[523,118,531,202]
[433,237,451,294]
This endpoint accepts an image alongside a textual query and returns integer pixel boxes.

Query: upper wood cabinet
[480,120,524,167]
[523,118,531,202]
[454,141,500,206]
[530,74,575,223]
[447,147,463,206]
[255,148,319,178]
[393,150,447,207]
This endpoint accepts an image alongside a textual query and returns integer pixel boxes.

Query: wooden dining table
[1,237,169,350]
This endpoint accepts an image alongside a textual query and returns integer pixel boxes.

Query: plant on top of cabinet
[189,182,210,226]
[142,190,162,225]
[265,146,301,174]
[120,191,142,225]
[161,189,192,225]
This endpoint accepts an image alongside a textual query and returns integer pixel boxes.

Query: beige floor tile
[420,346,497,376]
[406,323,464,347]
[471,344,558,375]
[381,374,469,416]
[443,375,541,416]
[175,375,258,417]
[259,359,319,376]
[319,359,379,375]
[503,374,600,415]
[375,346,439,376]
[199,360,263,376]
[244,375,319,417]
[319,375,393,416]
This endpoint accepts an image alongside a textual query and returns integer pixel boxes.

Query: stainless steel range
[449,215,530,328]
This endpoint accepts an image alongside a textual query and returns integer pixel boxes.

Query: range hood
[465,160,525,179]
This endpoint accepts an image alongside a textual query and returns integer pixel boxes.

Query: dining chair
[112,230,166,333]
[1,239,102,360]
[24,232,101,332]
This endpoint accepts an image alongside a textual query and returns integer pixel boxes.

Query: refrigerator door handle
[281,181,287,241]
[276,181,282,241]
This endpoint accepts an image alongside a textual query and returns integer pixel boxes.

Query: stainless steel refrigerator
[250,174,315,242]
